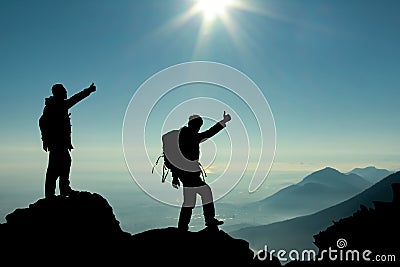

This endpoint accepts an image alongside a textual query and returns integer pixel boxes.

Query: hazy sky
[1,0,400,216]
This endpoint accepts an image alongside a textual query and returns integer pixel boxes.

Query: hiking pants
[177,172,216,230]
[45,148,72,197]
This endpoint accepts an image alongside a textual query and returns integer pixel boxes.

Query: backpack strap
[162,164,169,183]
[153,154,208,183]
[199,162,207,182]
[152,154,171,183]
[151,154,163,173]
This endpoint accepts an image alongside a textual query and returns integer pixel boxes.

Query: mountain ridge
[231,171,400,255]
[242,167,373,225]
[347,166,394,183]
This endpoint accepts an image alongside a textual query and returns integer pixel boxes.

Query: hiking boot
[205,218,224,227]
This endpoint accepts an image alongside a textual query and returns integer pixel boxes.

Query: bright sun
[195,0,233,21]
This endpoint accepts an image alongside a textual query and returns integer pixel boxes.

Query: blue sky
[1,0,400,219]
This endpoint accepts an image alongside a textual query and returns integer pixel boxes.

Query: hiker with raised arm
[39,82,96,198]
[167,111,231,231]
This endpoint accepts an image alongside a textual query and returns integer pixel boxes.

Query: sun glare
[195,0,233,21]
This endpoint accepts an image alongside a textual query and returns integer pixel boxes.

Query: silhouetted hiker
[172,112,231,231]
[39,83,96,198]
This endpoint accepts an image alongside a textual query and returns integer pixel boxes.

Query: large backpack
[152,129,180,183]
[152,129,207,183]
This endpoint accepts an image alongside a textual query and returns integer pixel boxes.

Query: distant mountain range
[220,166,393,233]
[230,171,400,254]
[226,167,377,230]
[347,166,393,183]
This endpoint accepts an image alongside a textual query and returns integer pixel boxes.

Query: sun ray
[137,0,282,61]
[192,0,256,59]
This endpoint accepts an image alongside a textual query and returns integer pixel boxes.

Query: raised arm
[65,83,96,109]
[198,111,231,142]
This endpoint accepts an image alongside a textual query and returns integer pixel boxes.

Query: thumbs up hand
[220,111,231,127]
[88,82,96,93]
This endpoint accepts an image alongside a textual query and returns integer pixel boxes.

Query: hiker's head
[52,84,67,99]
[188,114,203,132]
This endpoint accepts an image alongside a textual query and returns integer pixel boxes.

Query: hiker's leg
[59,149,72,195]
[178,207,192,231]
[198,184,216,223]
[45,150,59,198]
[178,187,196,230]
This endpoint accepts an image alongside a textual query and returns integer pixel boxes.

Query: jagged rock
[0,191,280,266]
[312,183,400,265]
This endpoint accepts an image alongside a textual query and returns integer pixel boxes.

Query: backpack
[152,129,180,183]
[152,129,207,183]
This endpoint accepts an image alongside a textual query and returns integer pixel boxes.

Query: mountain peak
[350,166,379,172]
[320,166,340,173]
[348,166,394,183]
[300,166,350,185]
[351,165,395,172]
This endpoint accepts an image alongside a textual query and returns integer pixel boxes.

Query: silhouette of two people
[171,112,231,231]
[39,81,230,232]
[39,83,96,198]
